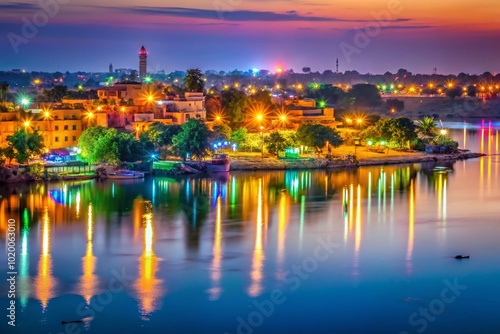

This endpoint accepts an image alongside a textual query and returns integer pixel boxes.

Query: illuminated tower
[109,63,113,74]
[139,46,148,80]
[336,58,339,74]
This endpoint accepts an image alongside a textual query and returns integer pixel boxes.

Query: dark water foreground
[1,154,500,334]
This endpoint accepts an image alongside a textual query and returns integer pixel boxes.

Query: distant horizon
[0,64,498,77]
[2,1,500,75]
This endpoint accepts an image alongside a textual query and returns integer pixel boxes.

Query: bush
[412,138,426,151]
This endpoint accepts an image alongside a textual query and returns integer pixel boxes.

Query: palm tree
[417,117,438,142]
[183,69,205,92]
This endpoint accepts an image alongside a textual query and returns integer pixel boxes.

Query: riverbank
[229,151,485,171]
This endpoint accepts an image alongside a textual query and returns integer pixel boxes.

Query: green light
[318,100,326,108]
[380,140,386,146]
[367,140,373,146]
[19,95,31,107]
[78,84,83,90]
[144,76,152,83]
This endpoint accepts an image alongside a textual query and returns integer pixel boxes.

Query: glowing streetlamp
[440,129,448,136]
[23,120,30,128]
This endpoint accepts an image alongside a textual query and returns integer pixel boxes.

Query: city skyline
[1,1,500,74]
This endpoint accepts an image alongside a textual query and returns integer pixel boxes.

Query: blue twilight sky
[0,0,499,74]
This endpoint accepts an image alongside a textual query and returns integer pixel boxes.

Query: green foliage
[42,86,68,102]
[249,90,274,110]
[211,124,232,142]
[6,129,45,164]
[221,88,248,129]
[0,82,9,102]
[304,84,345,105]
[172,119,211,160]
[115,132,148,162]
[360,117,417,148]
[230,128,247,146]
[78,126,119,163]
[184,68,205,92]
[27,163,45,180]
[417,117,438,139]
[139,122,181,152]
[348,84,382,107]
[264,131,289,157]
[296,124,343,153]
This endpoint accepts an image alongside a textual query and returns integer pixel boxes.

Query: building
[109,63,113,74]
[139,46,147,79]
[276,98,338,129]
[97,83,143,104]
[0,107,107,150]
[159,92,207,124]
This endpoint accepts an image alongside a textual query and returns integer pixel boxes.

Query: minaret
[139,46,147,80]
[336,58,339,74]
[109,63,113,74]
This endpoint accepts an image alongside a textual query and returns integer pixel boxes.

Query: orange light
[23,121,30,127]
[256,114,263,121]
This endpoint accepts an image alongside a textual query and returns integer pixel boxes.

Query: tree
[249,90,274,110]
[184,68,205,92]
[302,67,311,73]
[446,87,462,100]
[230,128,247,146]
[264,131,288,157]
[139,122,181,152]
[296,124,343,153]
[211,124,232,142]
[172,119,211,160]
[6,129,45,164]
[42,85,68,102]
[0,82,9,102]
[371,117,417,147]
[386,99,405,112]
[115,132,147,162]
[467,85,477,97]
[221,88,248,129]
[305,84,346,105]
[349,84,382,107]
[417,117,438,139]
[78,126,118,163]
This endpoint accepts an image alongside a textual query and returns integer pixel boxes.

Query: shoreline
[228,151,486,171]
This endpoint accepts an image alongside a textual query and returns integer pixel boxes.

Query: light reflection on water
[1,127,500,333]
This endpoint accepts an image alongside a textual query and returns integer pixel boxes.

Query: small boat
[184,154,230,173]
[60,173,96,181]
[205,154,230,172]
[433,166,453,173]
[107,170,145,179]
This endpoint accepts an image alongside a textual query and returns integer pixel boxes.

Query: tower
[109,63,113,74]
[336,58,339,74]
[139,45,147,80]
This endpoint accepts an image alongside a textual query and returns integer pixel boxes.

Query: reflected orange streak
[406,181,415,276]
[34,206,55,311]
[248,178,264,297]
[209,195,223,300]
[277,193,288,267]
[135,205,162,315]
[80,203,98,304]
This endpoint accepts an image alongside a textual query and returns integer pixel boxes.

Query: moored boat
[184,154,230,173]
[107,170,145,179]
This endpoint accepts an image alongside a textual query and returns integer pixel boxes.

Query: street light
[440,129,448,136]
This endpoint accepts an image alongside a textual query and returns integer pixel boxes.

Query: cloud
[0,2,38,10]
[124,7,403,23]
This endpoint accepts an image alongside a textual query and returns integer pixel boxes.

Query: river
[0,122,499,334]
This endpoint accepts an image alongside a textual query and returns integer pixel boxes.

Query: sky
[0,0,499,74]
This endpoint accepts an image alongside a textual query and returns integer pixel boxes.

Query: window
[55,137,59,142]
[64,136,68,142]
[72,136,76,141]
[64,115,69,120]
[72,115,76,119]
[55,125,59,131]
[64,125,68,130]
[72,125,77,130]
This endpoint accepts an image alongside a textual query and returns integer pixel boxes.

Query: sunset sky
[1,0,499,74]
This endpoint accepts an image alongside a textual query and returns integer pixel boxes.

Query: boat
[107,170,145,179]
[185,154,230,173]
[60,173,96,181]
[206,154,230,172]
